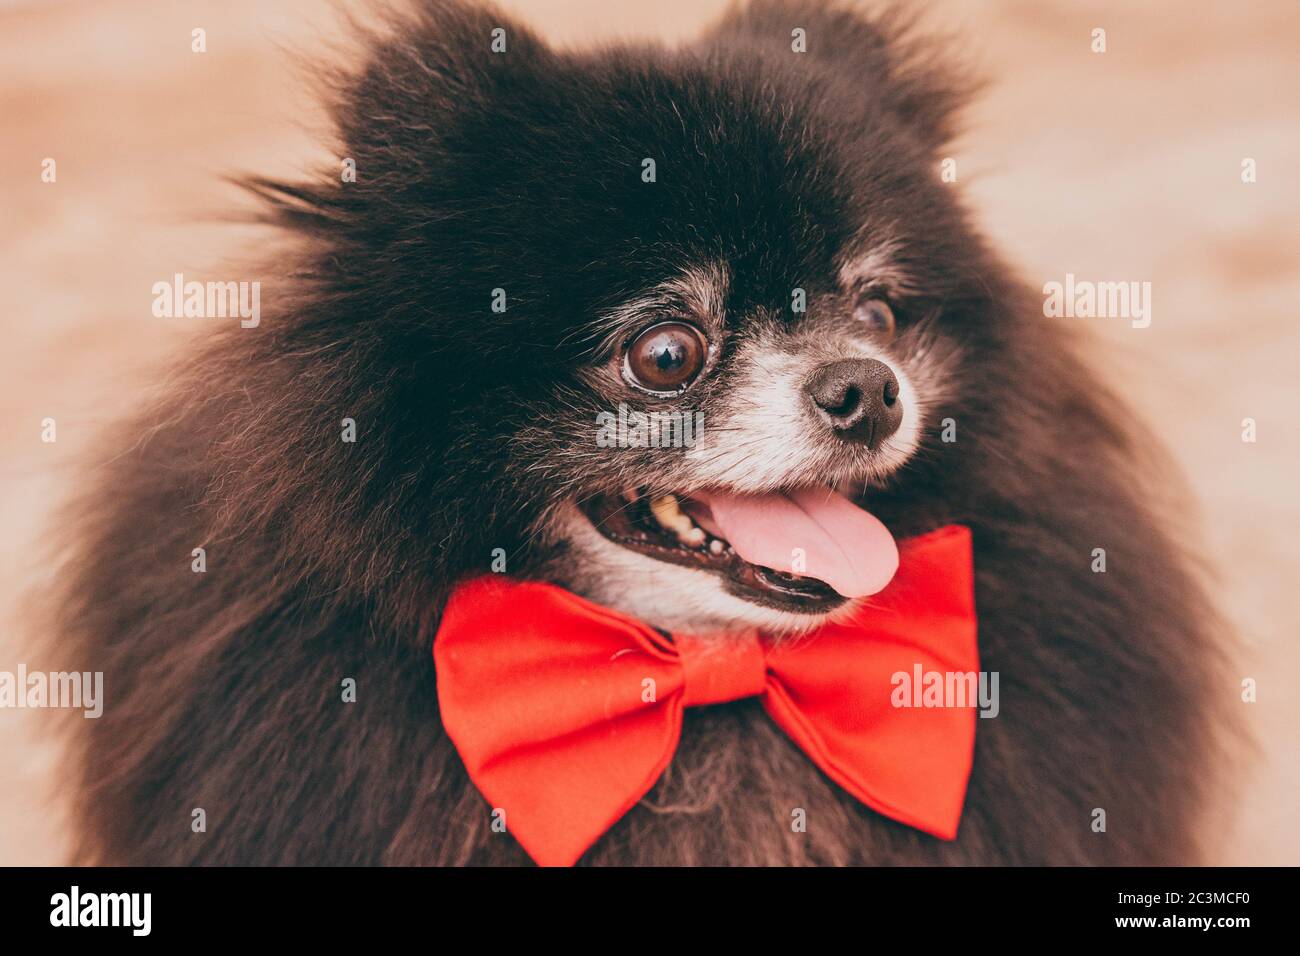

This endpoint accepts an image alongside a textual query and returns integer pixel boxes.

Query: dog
[53,0,1224,865]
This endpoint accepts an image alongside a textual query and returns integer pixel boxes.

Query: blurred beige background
[1,0,1296,864]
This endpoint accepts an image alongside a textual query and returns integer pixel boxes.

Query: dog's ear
[700,0,974,150]
[331,0,554,165]
[241,0,554,237]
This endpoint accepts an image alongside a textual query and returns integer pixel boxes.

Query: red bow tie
[433,524,978,866]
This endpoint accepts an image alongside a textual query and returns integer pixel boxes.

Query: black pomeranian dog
[54,0,1223,865]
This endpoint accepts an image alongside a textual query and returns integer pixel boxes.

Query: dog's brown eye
[624,322,708,393]
[854,298,896,340]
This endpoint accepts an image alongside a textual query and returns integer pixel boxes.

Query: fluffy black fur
[55,0,1223,864]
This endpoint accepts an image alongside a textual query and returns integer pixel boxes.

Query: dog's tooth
[648,493,676,520]
[649,493,686,529]
[708,538,724,556]
[649,493,707,547]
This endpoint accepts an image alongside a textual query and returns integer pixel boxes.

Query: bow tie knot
[675,631,768,708]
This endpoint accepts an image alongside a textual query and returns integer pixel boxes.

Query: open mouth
[579,486,900,613]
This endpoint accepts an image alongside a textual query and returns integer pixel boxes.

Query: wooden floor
[1,0,1296,864]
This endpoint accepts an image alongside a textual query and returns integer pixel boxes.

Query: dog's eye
[853,298,896,340]
[623,321,708,393]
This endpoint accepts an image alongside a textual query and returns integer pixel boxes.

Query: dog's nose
[804,358,902,448]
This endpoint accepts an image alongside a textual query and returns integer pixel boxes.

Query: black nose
[804,358,902,448]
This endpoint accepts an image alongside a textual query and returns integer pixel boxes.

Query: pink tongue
[691,488,899,598]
